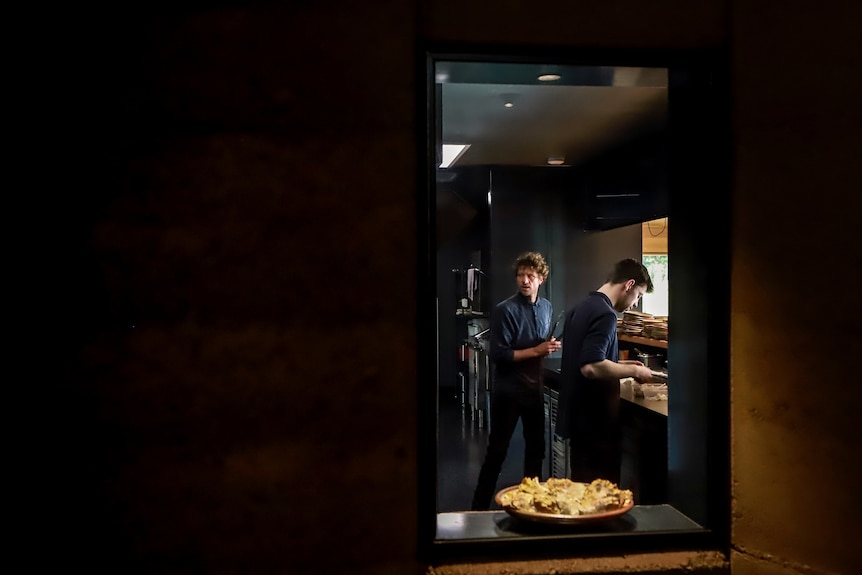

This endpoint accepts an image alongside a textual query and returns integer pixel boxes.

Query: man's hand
[631,364,653,382]
[537,337,562,357]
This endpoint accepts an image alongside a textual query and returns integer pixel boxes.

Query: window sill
[431,505,719,562]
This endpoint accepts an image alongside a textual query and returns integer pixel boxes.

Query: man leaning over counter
[556,258,654,485]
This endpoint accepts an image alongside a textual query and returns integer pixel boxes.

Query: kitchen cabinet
[542,360,569,479]
[621,397,667,504]
[619,333,668,503]
[544,358,668,505]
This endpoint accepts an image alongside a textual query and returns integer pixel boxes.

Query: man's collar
[515,291,537,305]
[591,290,613,306]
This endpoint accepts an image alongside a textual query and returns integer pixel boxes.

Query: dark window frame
[417,43,731,563]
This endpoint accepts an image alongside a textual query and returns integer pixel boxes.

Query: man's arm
[578,310,652,381]
[513,338,561,361]
[489,302,561,362]
[581,359,653,382]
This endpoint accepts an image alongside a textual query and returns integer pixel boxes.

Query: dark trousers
[470,387,545,511]
[567,384,621,484]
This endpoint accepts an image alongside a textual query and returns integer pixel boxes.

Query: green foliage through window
[642,255,668,316]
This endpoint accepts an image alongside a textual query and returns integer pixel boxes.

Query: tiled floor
[437,391,527,512]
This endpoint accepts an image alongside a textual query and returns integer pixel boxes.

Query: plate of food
[495,477,634,525]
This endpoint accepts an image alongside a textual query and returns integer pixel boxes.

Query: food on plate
[498,477,633,516]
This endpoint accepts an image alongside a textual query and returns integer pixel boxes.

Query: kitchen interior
[435,60,674,514]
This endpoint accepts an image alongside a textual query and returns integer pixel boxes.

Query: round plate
[494,485,635,525]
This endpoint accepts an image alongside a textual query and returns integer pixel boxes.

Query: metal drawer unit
[543,387,570,479]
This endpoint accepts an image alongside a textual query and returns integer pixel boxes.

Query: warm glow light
[547,157,565,165]
[440,144,470,168]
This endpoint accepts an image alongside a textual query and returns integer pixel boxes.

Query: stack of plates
[619,312,669,340]
[645,321,668,340]
[621,311,650,335]
[641,316,668,340]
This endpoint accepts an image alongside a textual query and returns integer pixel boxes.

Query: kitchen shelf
[619,334,668,349]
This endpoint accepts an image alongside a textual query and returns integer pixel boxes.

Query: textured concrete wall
[729,2,862,574]
[39,1,862,574]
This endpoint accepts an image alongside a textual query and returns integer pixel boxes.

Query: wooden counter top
[621,386,668,417]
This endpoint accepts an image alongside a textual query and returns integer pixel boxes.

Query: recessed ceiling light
[538,73,561,82]
[547,157,565,165]
[501,93,519,108]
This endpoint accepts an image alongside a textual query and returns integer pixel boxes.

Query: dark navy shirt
[488,292,554,393]
[556,291,620,439]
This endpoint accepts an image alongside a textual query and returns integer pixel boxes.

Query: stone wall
[39,1,862,574]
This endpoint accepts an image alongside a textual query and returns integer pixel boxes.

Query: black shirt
[556,291,620,439]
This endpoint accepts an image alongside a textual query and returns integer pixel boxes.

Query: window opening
[421,48,730,561]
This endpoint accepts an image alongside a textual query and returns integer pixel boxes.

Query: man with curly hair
[470,252,562,511]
